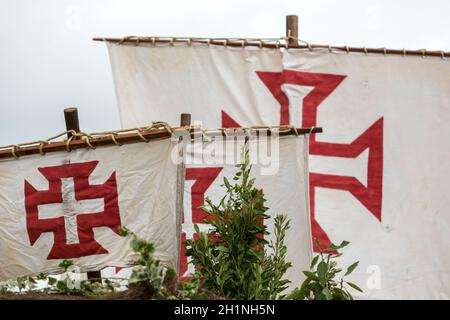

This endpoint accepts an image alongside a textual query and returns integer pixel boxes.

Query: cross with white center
[37,178,104,245]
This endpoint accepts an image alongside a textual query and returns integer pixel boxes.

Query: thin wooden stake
[286,15,299,46]
[175,113,190,275]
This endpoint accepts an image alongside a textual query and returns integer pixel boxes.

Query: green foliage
[126,233,178,299]
[58,259,74,271]
[184,149,292,299]
[0,263,121,297]
[0,228,176,298]
[287,240,363,300]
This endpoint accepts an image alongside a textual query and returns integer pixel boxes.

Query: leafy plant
[0,259,122,296]
[185,149,292,299]
[0,229,178,299]
[119,227,178,299]
[288,240,363,300]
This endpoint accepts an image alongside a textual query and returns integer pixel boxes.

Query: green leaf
[58,259,74,271]
[317,262,328,286]
[56,281,67,291]
[332,287,351,300]
[28,277,37,284]
[322,287,333,300]
[217,246,229,253]
[346,281,364,293]
[165,268,176,279]
[36,273,47,280]
[314,238,321,250]
[119,226,130,237]
[223,177,231,188]
[194,223,200,234]
[327,240,350,251]
[302,271,319,281]
[302,271,315,278]
[312,283,325,300]
[310,255,319,269]
[344,261,359,276]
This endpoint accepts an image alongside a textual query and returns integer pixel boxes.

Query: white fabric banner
[283,49,450,299]
[107,43,282,128]
[107,43,450,299]
[0,139,177,280]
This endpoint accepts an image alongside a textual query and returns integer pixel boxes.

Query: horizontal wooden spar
[0,126,322,160]
[93,37,450,58]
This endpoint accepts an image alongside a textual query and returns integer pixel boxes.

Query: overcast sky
[0,0,449,145]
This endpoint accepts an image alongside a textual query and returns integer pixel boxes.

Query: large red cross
[258,70,383,251]
[180,68,383,276]
[24,161,121,259]
[223,70,383,252]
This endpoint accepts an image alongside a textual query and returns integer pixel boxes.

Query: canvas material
[0,139,177,280]
[107,43,450,299]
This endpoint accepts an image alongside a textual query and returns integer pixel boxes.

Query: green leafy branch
[288,240,363,300]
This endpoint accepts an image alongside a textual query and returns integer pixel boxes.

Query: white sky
[0,0,449,145]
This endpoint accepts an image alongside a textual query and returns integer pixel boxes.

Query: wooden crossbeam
[92,36,450,58]
[0,126,322,160]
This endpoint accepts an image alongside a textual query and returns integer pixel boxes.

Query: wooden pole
[0,127,322,160]
[286,15,298,46]
[64,108,80,139]
[64,107,102,282]
[175,113,190,275]
[92,37,450,58]
[180,113,191,128]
